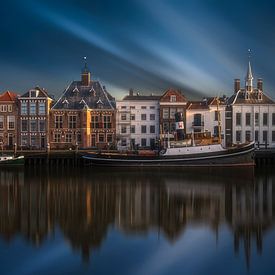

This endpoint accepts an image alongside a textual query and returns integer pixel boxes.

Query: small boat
[0,155,24,166]
[82,142,255,167]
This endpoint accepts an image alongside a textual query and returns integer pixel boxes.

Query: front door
[41,136,45,149]
[8,134,13,147]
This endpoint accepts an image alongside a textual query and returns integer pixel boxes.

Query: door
[41,136,45,149]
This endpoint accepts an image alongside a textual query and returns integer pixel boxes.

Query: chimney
[257,78,263,91]
[234,79,240,93]
[129,89,133,96]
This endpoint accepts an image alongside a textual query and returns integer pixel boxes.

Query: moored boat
[0,155,24,166]
[82,141,255,167]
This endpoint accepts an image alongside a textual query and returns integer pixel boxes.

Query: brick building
[0,91,19,149]
[50,63,116,149]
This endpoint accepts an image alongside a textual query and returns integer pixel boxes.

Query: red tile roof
[0,91,18,102]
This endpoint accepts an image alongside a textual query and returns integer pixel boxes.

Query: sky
[1,0,275,100]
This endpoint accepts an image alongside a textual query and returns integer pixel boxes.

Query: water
[0,166,274,275]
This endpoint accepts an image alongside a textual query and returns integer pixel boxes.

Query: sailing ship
[83,100,255,167]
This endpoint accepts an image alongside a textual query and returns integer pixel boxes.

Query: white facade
[231,104,275,147]
[186,102,226,146]
[116,99,160,150]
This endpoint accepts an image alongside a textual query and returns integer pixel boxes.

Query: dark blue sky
[1,0,275,99]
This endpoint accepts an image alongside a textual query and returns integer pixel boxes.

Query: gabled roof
[21,86,53,99]
[0,91,18,102]
[186,100,209,110]
[227,89,275,105]
[160,88,187,102]
[52,80,116,110]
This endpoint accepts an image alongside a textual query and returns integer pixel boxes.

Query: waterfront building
[50,63,116,149]
[18,87,53,149]
[159,89,187,141]
[227,61,275,147]
[0,91,19,149]
[186,97,226,146]
[116,90,160,150]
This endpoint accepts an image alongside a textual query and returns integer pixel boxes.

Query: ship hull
[82,143,255,167]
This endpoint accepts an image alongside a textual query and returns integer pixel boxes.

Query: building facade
[116,90,160,150]
[0,91,19,149]
[50,64,116,149]
[159,89,187,141]
[227,61,275,147]
[18,87,53,149]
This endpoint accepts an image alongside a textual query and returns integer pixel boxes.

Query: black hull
[82,143,255,167]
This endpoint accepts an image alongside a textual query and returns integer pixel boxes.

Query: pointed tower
[245,50,253,93]
[81,57,91,86]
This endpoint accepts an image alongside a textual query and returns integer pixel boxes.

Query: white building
[186,97,226,146]
[116,91,160,150]
[227,61,275,148]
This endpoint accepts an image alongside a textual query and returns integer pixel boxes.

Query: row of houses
[1,60,275,150]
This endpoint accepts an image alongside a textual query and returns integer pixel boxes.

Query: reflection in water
[0,167,273,270]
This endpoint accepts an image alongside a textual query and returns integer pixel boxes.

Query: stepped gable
[0,91,18,101]
[52,80,116,110]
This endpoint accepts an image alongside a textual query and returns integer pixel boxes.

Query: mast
[216,97,222,144]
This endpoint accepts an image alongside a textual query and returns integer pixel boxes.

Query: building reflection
[0,167,273,266]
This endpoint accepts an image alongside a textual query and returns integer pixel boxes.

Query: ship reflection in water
[0,167,274,275]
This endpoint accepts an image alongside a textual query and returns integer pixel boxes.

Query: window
[30,102,36,115]
[68,115,77,129]
[121,114,127,121]
[150,125,155,134]
[245,113,251,126]
[30,136,36,146]
[245,131,251,142]
[193,114,202,126]
[99,134,105,143]
[107,134,113,143]
[177,108,184,113]
[163,122,169,133]
[65,133,72,143]
[141,114,146,120]
[141,106,146,109]
[263,130,268,143]
[0,116,3,129]
[8,105,12,112]
[104,116,111,128]
[170,123,176,132]
[272,131,275,142]
[54,133,61,142]
[236,113,241,126]
[21,136,28,146]
[21,102,27,115]
[38,103,46,115]
[30,120,37,132]
[121,126,127,134]
[150,114,155,120]
[55,115,63,129]
[7,116,15,130]
[272,113,275,126]
[121,138,126,146]
[131,139,135,147]
[141,125,146,133]
[214,126,219,137]
[130,125,135,133]
[30,90,37,97]
[0,105,7,112]
[150,138,155,148]
[150,106,155,109]
[39,121,45,132]
[91,116,99,128]
[170,108,176,119]
[263,113,268,126]
[236,131,241,142]
[21,120,28,132]
[163,108,169,119]
[121,106,126,109]
[255,130,259,142]
[131,114,135,121]
[255,113,259,126]
[141,138,147,147]
[130,106,135,110]
[77,133,82,143]
[170,95,176,102]
[214,111,219,121]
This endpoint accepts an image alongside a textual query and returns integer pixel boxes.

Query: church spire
[245,49,253,92]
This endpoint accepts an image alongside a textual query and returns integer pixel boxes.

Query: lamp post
[14,143,17,157]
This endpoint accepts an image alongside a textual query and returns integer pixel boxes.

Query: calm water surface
[0,166,274,275]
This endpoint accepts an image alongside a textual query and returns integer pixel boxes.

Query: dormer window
[245,93,249,100]
[170,95,177,102]
[73,86,79,93]
[258,92,263,100]
[30,90,38,98]
[62,99,69,108]
[97,99,103,109]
